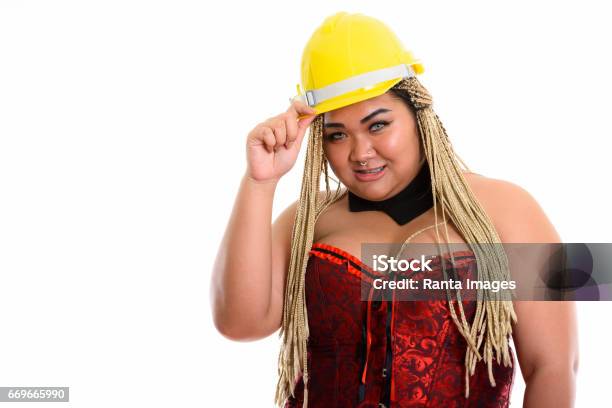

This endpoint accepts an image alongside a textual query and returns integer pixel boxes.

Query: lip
[353,165,386,182]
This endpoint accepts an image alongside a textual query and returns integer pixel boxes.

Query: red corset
[285,242,515,408]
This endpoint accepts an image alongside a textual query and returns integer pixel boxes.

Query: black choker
[348,162,434,225]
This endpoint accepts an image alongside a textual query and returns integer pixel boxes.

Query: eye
[370,121,389,132]
[324,132,346,142]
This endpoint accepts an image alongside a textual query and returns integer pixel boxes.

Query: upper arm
[264,192,329,336]
[466,175,579,379]
[260,200,298,336]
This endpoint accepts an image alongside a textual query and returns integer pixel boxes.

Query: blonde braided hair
[275,76,518,407]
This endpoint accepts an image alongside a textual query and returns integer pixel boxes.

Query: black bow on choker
[348,162,434,225]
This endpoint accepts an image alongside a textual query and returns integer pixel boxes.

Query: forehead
[323,92,399,124]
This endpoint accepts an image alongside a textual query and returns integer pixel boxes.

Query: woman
[211,12,578,408]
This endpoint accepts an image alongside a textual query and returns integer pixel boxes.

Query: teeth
[358,166,384,174]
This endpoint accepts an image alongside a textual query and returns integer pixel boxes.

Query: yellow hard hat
[292,12,425,115]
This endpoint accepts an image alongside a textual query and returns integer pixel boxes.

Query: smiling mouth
[355,165,386,174]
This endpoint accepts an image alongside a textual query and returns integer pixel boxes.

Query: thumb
[297,113,317,133]
[288,114,316,150]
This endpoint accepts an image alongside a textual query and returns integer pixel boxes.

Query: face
[322,92,423,201]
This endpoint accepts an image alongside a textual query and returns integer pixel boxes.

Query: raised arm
[211,101,315,341]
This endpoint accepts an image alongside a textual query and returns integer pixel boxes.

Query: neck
[348,161,433,225]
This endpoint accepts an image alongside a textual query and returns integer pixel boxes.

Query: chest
[313,199,465,258]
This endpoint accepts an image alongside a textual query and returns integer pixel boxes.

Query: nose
[349,135,375,164]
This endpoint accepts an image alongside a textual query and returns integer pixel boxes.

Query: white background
[0,0,610,406]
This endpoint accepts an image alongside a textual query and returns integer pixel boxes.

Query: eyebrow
[323,108,391,129]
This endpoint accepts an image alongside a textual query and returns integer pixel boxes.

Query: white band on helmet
[291,63,416,107]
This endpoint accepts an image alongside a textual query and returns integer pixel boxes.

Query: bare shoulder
[274,190,349,246]
[462,172,560,243]
[462,172,534,210]
[273,191,333,234]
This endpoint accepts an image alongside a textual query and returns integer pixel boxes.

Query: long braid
[275,76,517,406]
[275,115,345,407]
[394,76,518,396]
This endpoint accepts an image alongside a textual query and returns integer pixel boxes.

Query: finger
[287,99,316,117]
[272,119,287,147]
[284,113,299,147]
[290,114,316,151]
[297,113,317,134]
[261,127,276,153]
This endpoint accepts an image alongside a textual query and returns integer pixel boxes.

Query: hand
[245,100,317,183]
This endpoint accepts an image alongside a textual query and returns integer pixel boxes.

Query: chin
[350,182,392,201]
